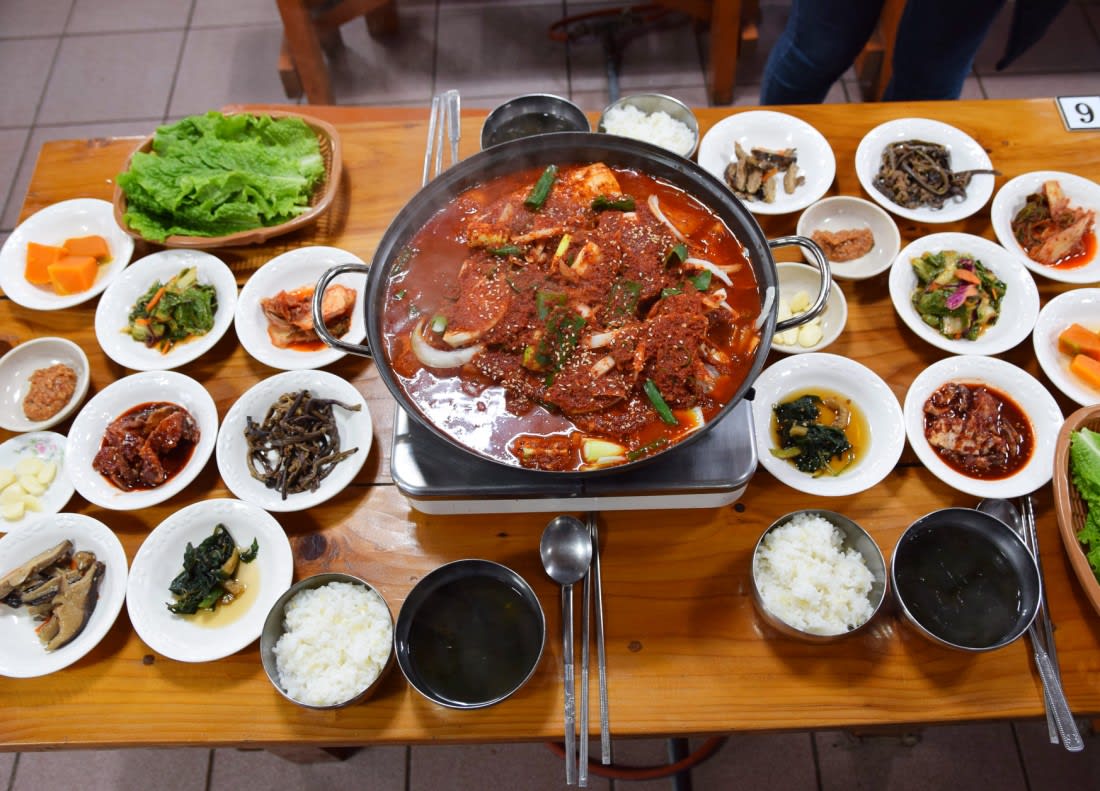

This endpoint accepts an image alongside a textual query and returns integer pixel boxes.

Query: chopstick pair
[422,89,461,186]
[578,512,611,786]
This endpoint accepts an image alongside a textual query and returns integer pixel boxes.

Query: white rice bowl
[753,513,875,636]
[273,581,392,707]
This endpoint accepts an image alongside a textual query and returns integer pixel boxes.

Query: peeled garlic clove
[15,457,43,477]
[0,484,26,505]
[1,500,24,521]
[0,468,15,490]
[19,475,45,497]
[790,290,811,313]
[798,322,824,348]
[22,493,41,512]
[35,461,57,486]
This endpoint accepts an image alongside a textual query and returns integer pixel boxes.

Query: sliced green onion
[592,194,636,212]
[490,244,524,257]
[524,165,558,210]
[689,269,712,291]
[644,379,677,426]
[430,314,447,333]
[394,289,407,300]
[661,285,683,298]
[554,234,572,260]
[665,243,688,266]
[536,290,567,320]
[626,437,670,461]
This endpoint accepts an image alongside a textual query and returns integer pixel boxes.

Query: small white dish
[855,119,996,224]
[235,246,367,370]
[126,498,294,663]
[66,371,218,511]
[0,198,135,311]
[795,196,901,280]
[752,353,905,496]
[1032,288,1100,408]
[0,338,90,432]
[771,262,847,354]
[0,513,128,678]
[698,111,836,215]
[903,355,1063,499]
[216,370,371,512]
[990,170,1100,284]
[888,233,1039,356]
[94,249,237,371]
[0,432,73,534]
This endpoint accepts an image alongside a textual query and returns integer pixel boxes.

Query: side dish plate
[0,513,128,678]
[95,249,238,371]
[126,498,294,663]
[0,337,90,433]
[903,355,1063,499]
[0,432,74,534]
[1032,288,1100,408]
[66,371,219,510]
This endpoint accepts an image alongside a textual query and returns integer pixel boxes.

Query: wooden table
[2,100,1099,752]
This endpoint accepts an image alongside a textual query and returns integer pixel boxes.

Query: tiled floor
[2,0,1099,787]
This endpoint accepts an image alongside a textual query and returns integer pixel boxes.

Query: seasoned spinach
[771,395,853,475]
[167,524,258,615]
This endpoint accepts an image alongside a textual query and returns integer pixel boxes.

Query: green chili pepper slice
[592,194,636,212]
[689,269,712,291]
[644,379,678,426]
[524,165,558,210]
[490,244,524,257]
[665,243,688,266]
[626,437,670,461]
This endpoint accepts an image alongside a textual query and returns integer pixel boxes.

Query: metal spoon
[976,499,1083,751]
[540,515,593,785]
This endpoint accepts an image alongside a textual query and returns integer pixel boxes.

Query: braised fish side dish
[383,162,764,471]
[724,143,804,203]
[1010,180,1096,268]
[92,402,200,491]
[0,539,105,652]
[260,283,357,349]
[923,382,1033,479]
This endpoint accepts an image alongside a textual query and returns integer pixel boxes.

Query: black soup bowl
[890,507,1040,652]
[395,559,546,709]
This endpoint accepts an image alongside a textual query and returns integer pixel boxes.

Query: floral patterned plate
[0,432,74,534]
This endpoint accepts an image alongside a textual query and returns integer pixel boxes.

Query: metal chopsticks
[1019,494,1083,752]
[422,89,461,187]
[587,512,612,765]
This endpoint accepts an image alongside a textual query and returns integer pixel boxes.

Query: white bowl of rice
[260,573,394,709]
[751,510,887,641]
[598,93,699,158]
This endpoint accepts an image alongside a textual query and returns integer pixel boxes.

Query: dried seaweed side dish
[724,142,804,203]
[243,389,361,499]
[872,139,998,210]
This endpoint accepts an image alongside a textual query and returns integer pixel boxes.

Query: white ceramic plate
[771,263,847,354]
[0,338,90,432]
[0,432,73,534]
[795,196,901,280]
[1032,288,1100,408]
[698,111,836,215]
[990,170,1100,284]
[126,498,293,663]
[0,199,135,311]
[66,371,218,510]
[0,513,127,678]
[752,353,905,496]
[888,233,1039,356]
[855,119,996,223]
[95,250,238,371]
[903,355,1063,499]
[235,246,367,370]
[216,370,371,512]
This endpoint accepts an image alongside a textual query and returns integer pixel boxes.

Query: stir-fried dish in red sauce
[383,162,764,471]
[923,382,1033,479]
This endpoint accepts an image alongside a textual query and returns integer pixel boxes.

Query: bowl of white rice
[598,93,699,159]
[260,573,394,709]
[751,510,887,641]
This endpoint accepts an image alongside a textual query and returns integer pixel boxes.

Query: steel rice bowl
[313,132,828,475]
[751,509,887,642]
[260,572,395,709]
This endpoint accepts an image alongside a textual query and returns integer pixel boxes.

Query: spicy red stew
[382,162,763,472]
[923,382,1033,479]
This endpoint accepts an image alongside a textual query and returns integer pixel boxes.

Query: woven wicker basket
[112,110,342,248]
[1052,403,1100,614]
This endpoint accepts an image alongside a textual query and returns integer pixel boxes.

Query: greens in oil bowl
[910,250,1005,341]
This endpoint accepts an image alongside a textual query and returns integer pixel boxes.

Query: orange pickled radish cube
[1058,323,1100,361]
[1070,353,1100,391]
[25,242,68,285]
[47,255,98,295]
[63,234,111,262]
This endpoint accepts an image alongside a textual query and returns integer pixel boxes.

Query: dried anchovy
[872,139,998,210]
[243,390,361,499]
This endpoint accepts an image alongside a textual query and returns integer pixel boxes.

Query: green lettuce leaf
[1070,427,1100,581]
[117,112,325,242]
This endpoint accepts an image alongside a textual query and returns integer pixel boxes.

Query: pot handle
[767,235,831,333]
[312,263,374,358]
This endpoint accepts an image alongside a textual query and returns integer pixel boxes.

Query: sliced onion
[755,286,775,330]
[647,194,686,243]
[411,320,483,369]
[591,355,616,377]
[684,257,732,286]
[584,330,618,349]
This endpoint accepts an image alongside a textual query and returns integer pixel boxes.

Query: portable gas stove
[391,399,758,514]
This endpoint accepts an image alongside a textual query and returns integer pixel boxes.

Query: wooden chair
[277,0,399,105]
